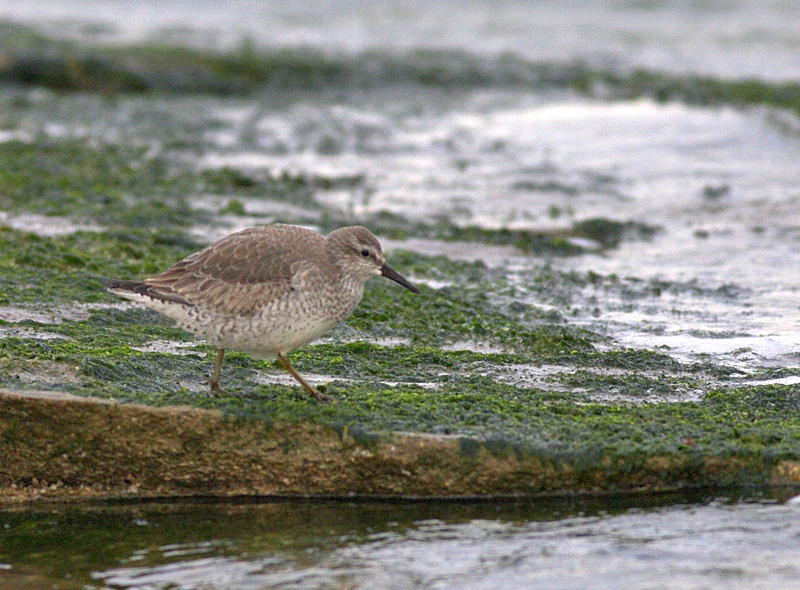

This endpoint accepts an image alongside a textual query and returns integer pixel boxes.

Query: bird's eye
[361,249,370,257]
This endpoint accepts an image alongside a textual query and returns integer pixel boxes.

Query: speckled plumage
[107,224,419,399]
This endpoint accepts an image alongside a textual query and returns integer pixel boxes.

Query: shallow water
[2,493,800,590]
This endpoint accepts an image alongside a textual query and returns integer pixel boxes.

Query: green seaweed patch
[291,342,527,383]
[3,22,800,116]
[0,332,206,401]
[573,218,660,249]
[0,139,207,228]
[350,278,593,353]
[0,220,777,467]
[573,348,682,371]
[218,198,247,216]
[4,312,800,467]
[208,378,800,463]
[0,30,556,94]
[0,228,203,304]
[357,214,660,255]
[200,167,318,206]
[377,250,499,288]
[0,137,334,229]
[0,29,365,94]
[614,69,800,116]
[738,366,800,383]
[553,369,703,399]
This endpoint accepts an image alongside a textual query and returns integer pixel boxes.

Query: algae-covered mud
[1,0,800,499]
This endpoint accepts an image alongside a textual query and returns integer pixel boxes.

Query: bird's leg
[208,348,226,395]
[277,353,330,401]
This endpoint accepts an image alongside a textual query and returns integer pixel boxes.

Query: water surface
[3,493,800,589]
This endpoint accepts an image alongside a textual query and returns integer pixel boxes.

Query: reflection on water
[2,492,800,589]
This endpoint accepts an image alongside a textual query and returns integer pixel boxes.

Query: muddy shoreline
[3,389,799,506]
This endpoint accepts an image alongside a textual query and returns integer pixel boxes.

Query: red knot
[108,224,419,400]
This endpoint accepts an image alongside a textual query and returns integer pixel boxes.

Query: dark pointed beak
[381,263,420,293]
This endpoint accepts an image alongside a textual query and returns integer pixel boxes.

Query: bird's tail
[106,280,192,306]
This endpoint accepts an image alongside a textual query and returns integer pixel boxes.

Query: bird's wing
[143,226,327,316]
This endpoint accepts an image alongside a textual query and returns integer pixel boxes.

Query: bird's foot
[306,384,331,402]
[311,390,331,402]
[208,380,225,397]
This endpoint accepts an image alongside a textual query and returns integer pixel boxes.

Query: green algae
[0,140,320,228]
[360,217,660,256]
[3,310,799,468]
[0,134,646,257]
[0,227,201,304]
[612,69,800,115]
[553,369,703,399]
[0,224,776,461]
[0,140,196,226]
[3,21,800,118]
[0,250,726,452]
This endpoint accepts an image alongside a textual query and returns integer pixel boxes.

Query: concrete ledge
[1,389,799,505]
